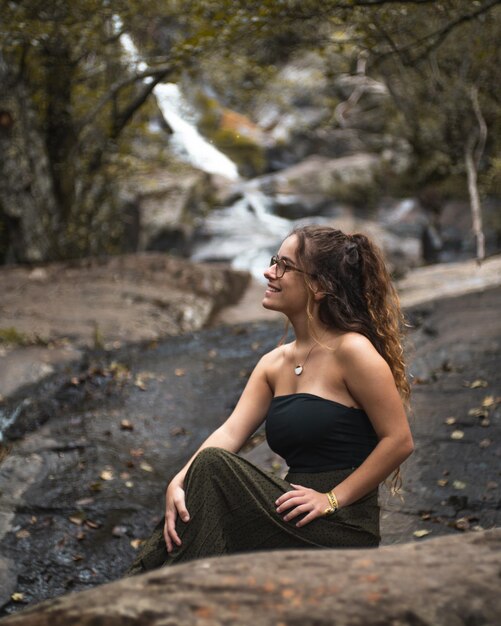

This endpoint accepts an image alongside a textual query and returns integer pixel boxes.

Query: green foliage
[0,0,499,262]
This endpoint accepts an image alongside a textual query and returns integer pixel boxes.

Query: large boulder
[1,529,499,625]
[254,153,384,217]
[122,166,217,256]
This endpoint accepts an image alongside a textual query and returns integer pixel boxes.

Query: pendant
[294,365,303,376]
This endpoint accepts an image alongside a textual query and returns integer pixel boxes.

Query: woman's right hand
[163,478,190,552]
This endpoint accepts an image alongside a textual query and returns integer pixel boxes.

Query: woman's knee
[193,446,231,468]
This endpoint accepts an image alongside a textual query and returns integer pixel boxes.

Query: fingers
[164,488,190,553]
[275,486,327,527]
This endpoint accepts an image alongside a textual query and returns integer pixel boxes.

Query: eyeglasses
[269,255,315,279]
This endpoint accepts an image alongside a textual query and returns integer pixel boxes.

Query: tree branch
[76,64,173,139]
[111,71,169,139]
[375,0,501,66]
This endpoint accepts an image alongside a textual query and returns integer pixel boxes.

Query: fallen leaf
[100,469,114,481]
[479,438,491,449]
[174,368,185,377]
[130,448,144,458]
[444,416,456,425]
[134,376,147,391]
[72,554,84,561]
[486,481,498,490]
[125,481,134,488]
[11,592,24,602]
[208,349,218,358]
[454,517,470,531]
[420,512,431,520]
[120,471,130,480]
[111,525,128,538]
[468,407,487,417]
[482,395,495,408]
[170,426,188,437]
[437,479,449,487]
[452,480,467,490]
[84,519,101,530]
[467,379,488,389]
[75,497,94,507]
[480,418,491,427]
[413,529,431,538]
[120,419,134,431]
[251,342,261,351]
[450,430,464,440]
[69,515,84,526]
[139,461,154,473]
[130,538,144,550]
[15,529,30,539]
[76,531,86,541]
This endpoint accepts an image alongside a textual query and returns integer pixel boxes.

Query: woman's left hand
[275,483,332,527]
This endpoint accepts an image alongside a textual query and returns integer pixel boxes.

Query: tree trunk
[0,58,60,263]
[465,132,485,264]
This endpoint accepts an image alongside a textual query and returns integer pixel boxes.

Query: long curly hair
[292,224,410,405]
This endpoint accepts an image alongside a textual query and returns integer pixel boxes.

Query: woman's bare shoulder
[336,332,381,362]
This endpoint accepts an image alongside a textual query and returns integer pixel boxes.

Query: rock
[1,530,500,625]
[123,166,217,255]
[0,558,17,610]
[254,153,383,217]
[0,254,250,350]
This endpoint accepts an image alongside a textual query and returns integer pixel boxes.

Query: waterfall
[154,83,239,180]
[117,21,306,279]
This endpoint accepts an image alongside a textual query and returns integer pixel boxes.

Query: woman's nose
[264,263,277,280]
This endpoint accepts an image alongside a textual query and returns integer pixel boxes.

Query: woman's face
[262,235,311,316]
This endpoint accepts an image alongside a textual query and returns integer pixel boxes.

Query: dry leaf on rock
[437,479,449,487]
[111,525,128,538]
[482,395,495,408]
[170,426,188,437]
[130,538,144,550]
[84,519,101,530]
[413,529,431,538]
[15,529,30,539]
[479,438,491,448]
[466,379,488,389]
[11,593,24,603]
[175,368,186,377]
[452,480,467,490]
[450,430,464,440]
[100,469,114,481]
[454,517,470,531]
[139,461,154,473]
[444,416,457,425]
[130,448,144,458]
[120,419,134,431]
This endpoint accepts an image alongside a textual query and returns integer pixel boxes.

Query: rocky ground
[0,254,500,617]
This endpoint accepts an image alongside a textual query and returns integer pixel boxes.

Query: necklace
[293,341,317,376]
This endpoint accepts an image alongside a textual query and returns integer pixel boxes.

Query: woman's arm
[164,351,275,549]
[276,334,413,527]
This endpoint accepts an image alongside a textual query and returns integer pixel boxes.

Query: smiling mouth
[266,284,281,293]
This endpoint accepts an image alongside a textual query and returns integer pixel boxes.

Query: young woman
[127,225,413,574]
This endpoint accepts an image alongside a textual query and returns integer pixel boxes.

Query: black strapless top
[265,393,378,473]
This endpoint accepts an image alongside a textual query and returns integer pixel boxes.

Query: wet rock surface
[0,281,500,616]
[1,530,500,626]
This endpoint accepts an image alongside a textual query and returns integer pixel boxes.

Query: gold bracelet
[323,490,339,516]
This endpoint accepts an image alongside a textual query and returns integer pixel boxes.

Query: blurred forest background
[0,0,500,271]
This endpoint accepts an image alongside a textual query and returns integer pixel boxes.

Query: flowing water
[118,27,309,279]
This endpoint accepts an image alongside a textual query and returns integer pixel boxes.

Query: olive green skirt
[126,447,379,576]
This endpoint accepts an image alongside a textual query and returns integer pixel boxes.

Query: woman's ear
[311,283,326,302]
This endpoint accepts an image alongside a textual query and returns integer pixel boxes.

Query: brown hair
[292,224,410,404]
